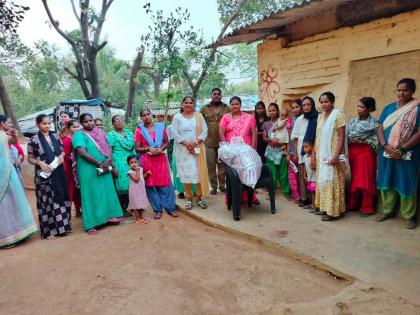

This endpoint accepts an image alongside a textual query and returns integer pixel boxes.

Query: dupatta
[0,131,12,201]
[138,123,165,148]
[383,99,419,149]
[195,113,209,198]
[318,109,340,188]
[80,128,111,158]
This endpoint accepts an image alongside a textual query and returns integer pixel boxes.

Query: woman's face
[397,83,414,104]
[182,98,195,113]
[94,120,103,129]
[0,118,12,131]
[140,111,153,124]
[230,99,241,113]
[291,102,302,116]
[112,116,124,130]
[268,106,278,119]
[302,99,313,113]
[357,102,369,117]
[255,105,266,117]
[69,122,80,135]
[320,95,334,112]
[61,113,70,124]
[82,116,94,131]
[37,117,51,133]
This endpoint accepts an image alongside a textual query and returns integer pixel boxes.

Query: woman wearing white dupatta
[314,92,346,221]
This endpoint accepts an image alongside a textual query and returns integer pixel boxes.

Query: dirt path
[0,192,419,314]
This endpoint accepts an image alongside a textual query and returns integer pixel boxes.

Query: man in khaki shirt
[200,88,231,194]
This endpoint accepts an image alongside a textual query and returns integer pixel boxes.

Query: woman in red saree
[347,97,378,216]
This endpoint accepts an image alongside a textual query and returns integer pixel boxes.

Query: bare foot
[46,235,55,240]
[136,217,151,224]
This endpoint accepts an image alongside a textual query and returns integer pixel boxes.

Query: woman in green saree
[107,115,135,211]
[72,113,123,235]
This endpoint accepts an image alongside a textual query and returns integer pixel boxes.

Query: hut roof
[209,0,420,48]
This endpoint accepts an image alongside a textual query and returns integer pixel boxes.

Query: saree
[0,131,38,246]
[72,130,123,231]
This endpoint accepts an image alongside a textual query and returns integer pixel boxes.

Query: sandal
[87,229,97,235]
[153,212,162,220]
[136,217,151,224]
[108,217,123,223]
[321,214,337,221]
[185,201,193,210]
[197,199,207,209]
[168,211,179,217]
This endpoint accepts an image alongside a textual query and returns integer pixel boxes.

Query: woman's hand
[38,161,53,173]
[57,154,65,164]
[384,145,401,159]
[328,154,339,165]
[286,154,290,162]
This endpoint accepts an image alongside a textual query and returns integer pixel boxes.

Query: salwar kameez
[28,134,71,238]
[135,125,177,214]
[287,116,300,200]
[377,102,420,219]
[315,110,346,217]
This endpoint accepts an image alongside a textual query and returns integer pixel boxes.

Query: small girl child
[302,140,316,211]
[127,155,151,224]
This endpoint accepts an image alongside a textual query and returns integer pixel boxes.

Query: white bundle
[218,137,262,188]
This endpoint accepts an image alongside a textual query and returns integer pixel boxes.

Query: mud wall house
[211,0,420,119]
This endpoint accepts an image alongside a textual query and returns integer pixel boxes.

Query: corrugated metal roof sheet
[209,0,354,47]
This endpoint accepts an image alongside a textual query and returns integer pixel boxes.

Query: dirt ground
[0,191,419,315]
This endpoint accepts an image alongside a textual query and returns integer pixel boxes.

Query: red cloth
[134,128,171,187]
[347,143,377,213]
[348,143,377,195]
[62,136,81,210]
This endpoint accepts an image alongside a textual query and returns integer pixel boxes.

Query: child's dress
[127,168,149,210]
[303,153,316,192]
[271,118,289,144]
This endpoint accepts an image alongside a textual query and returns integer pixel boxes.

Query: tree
[41,0,114,99]
[0,0,30,133]
[126,47,144,120]
[217,0,298,30]
[183,0,250,99]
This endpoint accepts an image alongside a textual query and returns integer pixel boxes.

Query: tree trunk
[89,51,100,98]
[126,48,144,120]
[153,77,161,98]
[0,74,21,134]
[192,87,199,100]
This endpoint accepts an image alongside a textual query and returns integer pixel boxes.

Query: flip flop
[154,212,162,220]
[168,211,179,217]
[108,217,123,223]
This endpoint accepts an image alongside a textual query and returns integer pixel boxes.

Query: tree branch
[64,66,78,79]
[190,0,249,96]
[70,0,81,24]
[93,0,114,47]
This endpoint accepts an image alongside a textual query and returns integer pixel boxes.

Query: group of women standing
[253,78,419,228]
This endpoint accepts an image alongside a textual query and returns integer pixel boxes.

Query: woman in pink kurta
[134,109,178,219]
[219,102,256,147]
[219,96,258,204]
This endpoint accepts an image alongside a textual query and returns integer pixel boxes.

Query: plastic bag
[218,137,262,188]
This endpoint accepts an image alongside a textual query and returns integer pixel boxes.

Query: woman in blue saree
[376,78,420,229]
[0,130,38,248]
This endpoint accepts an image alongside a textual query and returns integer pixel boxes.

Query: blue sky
[17,0,221,61]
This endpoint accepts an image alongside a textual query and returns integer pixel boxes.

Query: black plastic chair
[222,162,276,221]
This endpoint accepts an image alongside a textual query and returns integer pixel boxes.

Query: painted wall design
[259,65,281,104]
